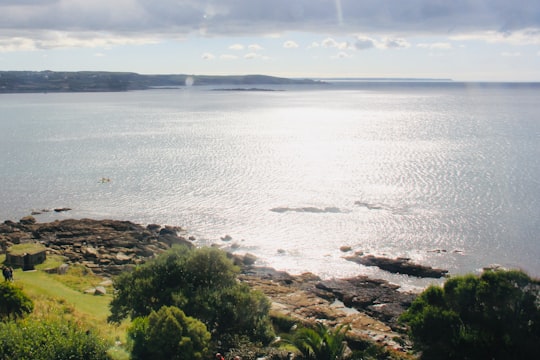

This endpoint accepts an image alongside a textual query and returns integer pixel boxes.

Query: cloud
[1,1,540,50]
[321,37,349,49]
[248,44,264,51]
[354,36,377,50]
[244,52,268,60]
[283,40,299,48]
[451,28,540,45]
[229,43,244,50]
[201,52,215,60]
[380,37,411,49]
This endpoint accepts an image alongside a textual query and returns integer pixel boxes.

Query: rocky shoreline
[1,216,418,352]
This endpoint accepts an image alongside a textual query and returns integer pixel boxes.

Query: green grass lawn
[5,257,131,360]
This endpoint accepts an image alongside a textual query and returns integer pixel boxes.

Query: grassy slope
[6,258,130,359]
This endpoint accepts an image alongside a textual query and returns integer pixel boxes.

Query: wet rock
[20,216,37,225]
[345,254,448,278]
[316,276,417,328]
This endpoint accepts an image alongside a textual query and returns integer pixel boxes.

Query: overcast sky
[1,0,539,81]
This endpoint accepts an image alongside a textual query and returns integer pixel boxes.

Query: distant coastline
[0,71,320,94]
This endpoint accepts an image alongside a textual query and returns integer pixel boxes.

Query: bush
[0,281,33,320]
[128,305,210,360]
[109,246,275,345]
[400,269,540,359]
[0,318,110,360]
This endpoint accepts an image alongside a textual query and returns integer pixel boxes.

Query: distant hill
[0,71,319,93]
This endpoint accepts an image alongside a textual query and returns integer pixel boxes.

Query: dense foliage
[109,246,275,345]
[128,305,210,360]
[399,269,540,359]
[0,281,34,320]
[0,318,110,360]
[287,323,350,360]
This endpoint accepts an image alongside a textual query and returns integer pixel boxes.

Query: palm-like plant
[288,322,350,359]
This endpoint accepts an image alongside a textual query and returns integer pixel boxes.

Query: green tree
[109,246,275,344]
[400,269,540,359]
[0,282,33,320]
[128,305,210,360]
[288,323,350,360]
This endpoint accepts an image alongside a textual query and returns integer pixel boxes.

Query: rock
[340,246,352,253]
[345,254,448,278]
[20,216,36,225]
[54,207,72,213]
[99,279,113,287]
[146,224,161,232]
[94,286,107,295]
[0,218,200,277]
[57,263,69,275]
[221,234,233,241]
[316,276,417,328]
[242,253,257,266]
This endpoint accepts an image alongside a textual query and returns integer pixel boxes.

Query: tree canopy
[128,305,210,360]
[109,246,275,345]
[399,269,540,359]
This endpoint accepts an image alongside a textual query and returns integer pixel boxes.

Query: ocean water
[1,82,539,288]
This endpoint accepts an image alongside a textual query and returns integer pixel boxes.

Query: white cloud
[244,52,268,60]
[94,52,106,57]
[451,28,540,45]
[283,40,299,48]
[380,37,411,49]
[501,52,522,57]
[248,44,264,51]
[321,37,349,50]
[201,52,215,60]
[354,36,376,50]
[229,44,244,50]
[0,1,539,52]
[308,41,320,49]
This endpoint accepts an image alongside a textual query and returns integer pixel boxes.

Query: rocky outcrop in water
[345,254,448,278]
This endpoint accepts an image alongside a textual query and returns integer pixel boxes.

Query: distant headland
[0,71,320,93]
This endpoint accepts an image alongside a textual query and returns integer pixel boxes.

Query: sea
[1,81,539,289]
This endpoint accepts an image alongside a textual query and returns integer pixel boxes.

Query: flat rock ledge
[0,217,197,276]
[241,267,416,352]
[345,254,448,278]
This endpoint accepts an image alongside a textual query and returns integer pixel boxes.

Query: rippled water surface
[1,82,539,286]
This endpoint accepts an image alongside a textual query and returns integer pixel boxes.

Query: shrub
[0,281,34,320]
[127,305,210,360]
[109,246,275,345]
[400,269,540,359]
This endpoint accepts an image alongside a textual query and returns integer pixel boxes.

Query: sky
[1,0,540,81]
